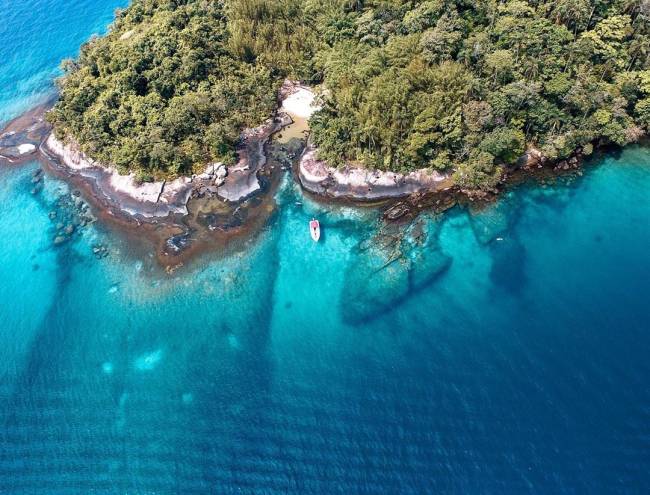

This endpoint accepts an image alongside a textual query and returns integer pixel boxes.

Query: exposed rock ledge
[43,134,193,218]
[216,112,291,202]
[298,145,452,201]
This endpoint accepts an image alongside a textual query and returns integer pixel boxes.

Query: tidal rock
[215,164,228,179]
[468,195,518,245]
[165,233,191,254]
[384,203,410,221]
[48,211,57,220]
[53,235,67,246]
[64,225,75,235]
[341,222,452,325]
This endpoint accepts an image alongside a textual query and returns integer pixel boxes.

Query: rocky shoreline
[0,92,300,270]
[0,84,615,269]
[298,144,453,201]
[42,134,194,218]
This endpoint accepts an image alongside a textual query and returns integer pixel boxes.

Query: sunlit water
[1,2,650,493]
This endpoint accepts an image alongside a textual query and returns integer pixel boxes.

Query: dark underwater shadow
[174,216,282,491]
[339,218,453,327]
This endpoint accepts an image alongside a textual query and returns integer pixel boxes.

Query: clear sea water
[1,2,650,494]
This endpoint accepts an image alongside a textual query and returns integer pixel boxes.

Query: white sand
[281,86,321,119]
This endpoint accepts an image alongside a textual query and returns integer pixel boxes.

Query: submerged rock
[165,233,191,254]
[341,221,452,325]
[384,202,410,221]
[468,194,519,245]
[341,247,411,325]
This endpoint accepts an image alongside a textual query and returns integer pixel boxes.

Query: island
[1,0,648,269]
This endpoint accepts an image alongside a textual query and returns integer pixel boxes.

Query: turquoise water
[0,0,127,122]
[2,2,650,494]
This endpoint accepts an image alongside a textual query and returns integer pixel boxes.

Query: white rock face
[45,134,94,170]
[298,145,449,200]
[215,164,228,179]
[44,134,192,215]
[17,143,36,154]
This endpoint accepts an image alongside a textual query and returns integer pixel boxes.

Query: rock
[64,225,75,235]
[215,164,228,179]
[53,236,67,246]
[166,233,191,254]
[48,211,57,220]
[197,172,213,180]
[214,177,225,187]
[56,222,64,230]
[384,203,410,221]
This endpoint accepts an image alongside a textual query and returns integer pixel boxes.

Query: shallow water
[2,2,650,494]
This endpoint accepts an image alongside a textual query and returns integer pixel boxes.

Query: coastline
[0,90,300,271]
[0,83,632,268]
[298,143,454,201]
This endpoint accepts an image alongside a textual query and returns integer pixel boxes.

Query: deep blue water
[1,2,650,494]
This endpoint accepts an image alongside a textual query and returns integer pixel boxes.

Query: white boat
[310,219,320,242]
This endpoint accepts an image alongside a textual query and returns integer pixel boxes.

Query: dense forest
[48,0,650,189]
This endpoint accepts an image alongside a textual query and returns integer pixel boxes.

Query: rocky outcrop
[299,145,452,201]
[216,113,292,202]
[42,134,193,218]
[0,103,52,163]
[340,221,452,325]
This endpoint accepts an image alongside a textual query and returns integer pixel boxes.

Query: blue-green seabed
[1,2,650,493]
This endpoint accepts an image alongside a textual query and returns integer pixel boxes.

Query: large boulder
[215,164,228,179]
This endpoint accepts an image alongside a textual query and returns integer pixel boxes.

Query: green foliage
[48,0,313,179]
[309,0,650,190]
[49,0,650,190]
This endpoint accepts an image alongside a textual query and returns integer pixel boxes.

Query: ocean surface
[1,2,650,494]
